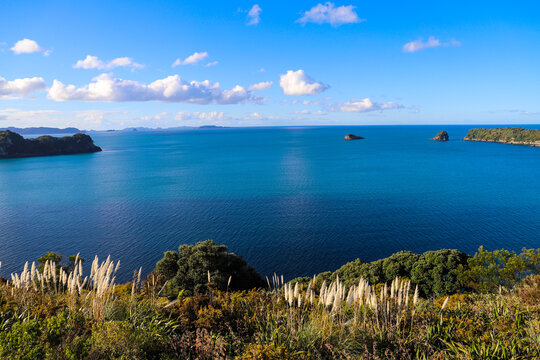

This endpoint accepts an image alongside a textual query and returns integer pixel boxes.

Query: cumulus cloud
[279,70,329,96]
[297,3,363,26]
[74,55,143,71]
[0,76,47,97]
[172,52,209,67]
[248,81,273,91]
[10,39,50,55]
[246,4,262,25]
[329,98,403,113]
[47,73,253,104]
[402,37,461,53]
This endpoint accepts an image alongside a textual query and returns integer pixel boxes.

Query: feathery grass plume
[441,296,449,310]
[89,255,120,321]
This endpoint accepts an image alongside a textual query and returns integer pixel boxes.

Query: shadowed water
[0,126,538,280]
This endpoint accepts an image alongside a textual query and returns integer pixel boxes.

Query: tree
[382,251,420,281]
[37,252,85,273]
[155,240,265,298]
[410,249,469,297]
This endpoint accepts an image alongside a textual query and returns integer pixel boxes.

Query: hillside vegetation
[464,127,540,145]
[0,130,101,158]
[0,243,539,359]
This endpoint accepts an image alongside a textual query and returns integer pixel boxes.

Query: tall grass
[1,255,539,359]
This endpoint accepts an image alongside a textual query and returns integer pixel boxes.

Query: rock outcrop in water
[0,130,102,159]
[431,131,449,141]
[344,134,364,140]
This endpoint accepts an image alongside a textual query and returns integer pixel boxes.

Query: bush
[155,240,265,297]
[410,249,469,297]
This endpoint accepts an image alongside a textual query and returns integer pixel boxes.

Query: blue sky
[1,0,539,129]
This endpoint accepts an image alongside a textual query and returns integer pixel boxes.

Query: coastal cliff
[464,128,539,147]
[0,130,102,158]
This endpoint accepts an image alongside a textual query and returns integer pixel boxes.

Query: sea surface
[1,126,539,281]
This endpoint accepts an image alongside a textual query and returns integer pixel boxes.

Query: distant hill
[0,127,83,135]
[464,127,539,146]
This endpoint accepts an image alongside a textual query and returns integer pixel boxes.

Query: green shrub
[155,240,265,297]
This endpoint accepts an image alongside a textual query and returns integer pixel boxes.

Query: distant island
[0,126,83,135]
[0,130,102,159]
[431,130,449,141]
[464,127,539,147]
[344,134,364,140]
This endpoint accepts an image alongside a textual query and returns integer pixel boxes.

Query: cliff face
[431,131,449,141]
[0,131,102,158]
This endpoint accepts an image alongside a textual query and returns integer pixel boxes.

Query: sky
[0,0,539,130]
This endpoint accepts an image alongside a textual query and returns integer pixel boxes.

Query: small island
[344,134,364,140]
[431,130,449,141]
[464,127,539,147]
[0,130,102,159]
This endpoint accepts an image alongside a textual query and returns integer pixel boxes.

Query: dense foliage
[155,240,265,297]
[464,127,539,144]
[0,130,101,158]
[0,244,539,359]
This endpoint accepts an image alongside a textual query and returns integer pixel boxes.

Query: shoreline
[463,138,540,147]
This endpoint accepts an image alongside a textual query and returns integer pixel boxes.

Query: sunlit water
[0,126,539,280]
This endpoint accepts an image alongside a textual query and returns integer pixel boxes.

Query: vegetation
[155,240,265,297]
[0,130,102,158]
[0,243,539,359]
[464,127,539,145]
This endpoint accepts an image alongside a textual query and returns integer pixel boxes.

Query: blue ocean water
[0,126,539,281]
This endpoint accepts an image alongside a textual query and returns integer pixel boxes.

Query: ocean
[0,125,539,281]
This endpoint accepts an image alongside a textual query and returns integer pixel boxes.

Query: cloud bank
[280,70,329,96]
[297,3,363,26]
[47,73,253,104]
[175,111,225,121]
[74,55,143,70]
[0,76,47,97]
[329,98,403,112]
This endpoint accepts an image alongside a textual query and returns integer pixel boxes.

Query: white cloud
[294,109,327,115]
[47,73,252,104]
[74,55,143,71]
[10,38,50,55]
[0,76,47,97]
[258,68,266,72]
[329,98,403,113]
[279,70,329,96]
[175,111,225,121]
[297,3,363,26]
[246,4,262,25]
[247,112,264,120]
[402,37,461,53]
[171,52,209,67]
[248,81,273,91]
[205,61,219,67]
